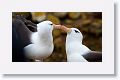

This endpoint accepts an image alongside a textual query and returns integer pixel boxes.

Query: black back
[12,15,37,62]
[82,51,102,62]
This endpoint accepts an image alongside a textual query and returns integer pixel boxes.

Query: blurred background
[12,12,102,62]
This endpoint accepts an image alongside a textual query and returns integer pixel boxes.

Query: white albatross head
[37,21,61,35]
[59,25,83,42]
[67,28,83,42]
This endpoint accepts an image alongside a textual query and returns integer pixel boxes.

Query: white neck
[31,31,53,46]
[66,36,90,55]
[66,34,83,43]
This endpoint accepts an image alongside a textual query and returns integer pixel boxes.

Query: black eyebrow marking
[74,30,79,33]
[49,23,53,25]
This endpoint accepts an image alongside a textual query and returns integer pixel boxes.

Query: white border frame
[0,0,114,74]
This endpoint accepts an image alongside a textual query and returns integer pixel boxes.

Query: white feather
[24,21,54,61]
[66,28,90,62]
[67,53,88,62]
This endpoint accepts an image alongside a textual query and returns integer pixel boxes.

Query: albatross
[12,15,61,62]
[24,21,61,61]
[59,25,102,62]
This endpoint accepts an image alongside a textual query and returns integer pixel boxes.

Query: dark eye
[74,30,79,33]
[49,23,53,25]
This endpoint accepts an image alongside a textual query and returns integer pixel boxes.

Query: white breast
[66,41,90,62]
[24,43,53,60]
[66,42,90,55]
[24,32,54,60]
[67,53,88,62]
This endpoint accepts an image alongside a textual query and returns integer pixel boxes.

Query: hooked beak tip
[61,25,72,33]
[53,24,72,33]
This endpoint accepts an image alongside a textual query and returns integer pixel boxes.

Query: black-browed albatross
[58,25,102,62]
[24,21,61,61]
[13,15,61,62]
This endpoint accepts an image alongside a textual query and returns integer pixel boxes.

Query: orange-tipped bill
[53,24,62,29]
[60,25,72,33]
[53,24,72,33]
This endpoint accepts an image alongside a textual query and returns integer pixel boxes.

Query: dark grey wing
[12,18,34,62]
[12,19,32,47]
[82,51,102,62]
[14,15,37,32]
[24,19,37,32]
[12,16,37,62]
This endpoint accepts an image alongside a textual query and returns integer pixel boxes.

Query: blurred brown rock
[31,12,46,22]
[68,12,80,19]
[53,29,61,38]
[53,12,67,18]
[64,19,74,24]
[47,14,60,24]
